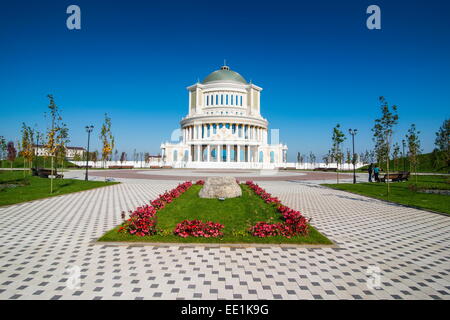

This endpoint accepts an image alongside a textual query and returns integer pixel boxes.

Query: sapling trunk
[50,156,54,194]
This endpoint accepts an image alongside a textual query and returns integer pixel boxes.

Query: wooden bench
[108,165,134,169]
[313,168,337,172]
[37,168,64,179]
[380,172,410,182]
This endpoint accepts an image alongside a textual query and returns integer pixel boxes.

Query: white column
[207,145,210,162]
[237,145,241,162]
[247,146,250,162]
[218,145,222,162]
[197,145,201,162]
[226,145,230,162]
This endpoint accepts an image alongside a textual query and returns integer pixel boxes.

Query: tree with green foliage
[73,153,81,161]
[346,149,351,166]
[372,96,399,196]
[392,142,400,171]
[55,122,69,173]
[7,141,16,168]
[330,124,346,183]
[44,94,63,194]
[309,152,316,169]
[434,119,449,171]
[0,136,6,167]
[120,152,127,164]
[406,124,421,183]
[91,150,98,165]
[21,123,35,174]
[100,113,114,171]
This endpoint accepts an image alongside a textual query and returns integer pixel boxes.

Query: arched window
[240,96,243,106]
[225,123,230,129]
[259,151,264,163]
[238,124,242,137]
[216,95,218,105]
[173,150,178,162]
[232,124,236,134]
[270,151,275,163]
[226,95,229,105]
[213,124,217,134]
[207,124,210,137]
[206,96,209,106]
[221,94,223,105]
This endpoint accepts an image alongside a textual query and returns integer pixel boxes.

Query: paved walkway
[0,179,449,300]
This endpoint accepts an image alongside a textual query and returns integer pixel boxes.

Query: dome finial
[221,59,230,71]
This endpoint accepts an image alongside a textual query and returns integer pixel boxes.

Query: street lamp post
[348,129,358,184]
[402,139,406,172]
[85,125,94,181]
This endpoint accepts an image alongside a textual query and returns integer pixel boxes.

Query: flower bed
[174,219,224,238]
[118,181,223,239]
[118,181,193,237]
[246,181,309,238]
[99,182,332,244]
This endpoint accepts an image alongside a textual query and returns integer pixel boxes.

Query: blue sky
[1,0,449,161]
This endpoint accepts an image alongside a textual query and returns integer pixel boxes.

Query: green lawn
[0,170,118,206]
[323,175,450,215]
[99,184,332,245]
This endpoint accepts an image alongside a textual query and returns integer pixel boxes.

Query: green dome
[202,66,247,84]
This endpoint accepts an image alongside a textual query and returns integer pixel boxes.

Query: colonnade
[182,123,267,143]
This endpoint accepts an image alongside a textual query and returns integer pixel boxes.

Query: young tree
[330,124,346,183]
[406,124,421,183]
[392,142,400,172]
[120,152,127,164]
[7,141,17,168]
[21,123,34,173]
[56,122,69,172]
[346,148,351,167]
[91,150,98,167]
[372,96,399,196]
[100,113,114,171]
[434,119,449,171]
[309,152,316,169]
[0,136,7,167]
[44,94,62,193]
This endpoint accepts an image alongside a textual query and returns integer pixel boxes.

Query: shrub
[174,219,224,238]
[118,205,158,237]
[195,180,205,185]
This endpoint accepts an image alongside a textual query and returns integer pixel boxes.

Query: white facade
[160,65,288,169]
[33,145,85,160]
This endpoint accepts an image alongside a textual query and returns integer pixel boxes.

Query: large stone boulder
[199,176,242,199]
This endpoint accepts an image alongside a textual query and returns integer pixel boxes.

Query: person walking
[368,163,374,182]
[373,165,380,182]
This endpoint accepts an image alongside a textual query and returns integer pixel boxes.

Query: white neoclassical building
[161,65,288,169]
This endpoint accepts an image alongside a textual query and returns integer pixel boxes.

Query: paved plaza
[0,170,449,300]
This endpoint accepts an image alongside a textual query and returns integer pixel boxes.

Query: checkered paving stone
[0,178,449,300]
